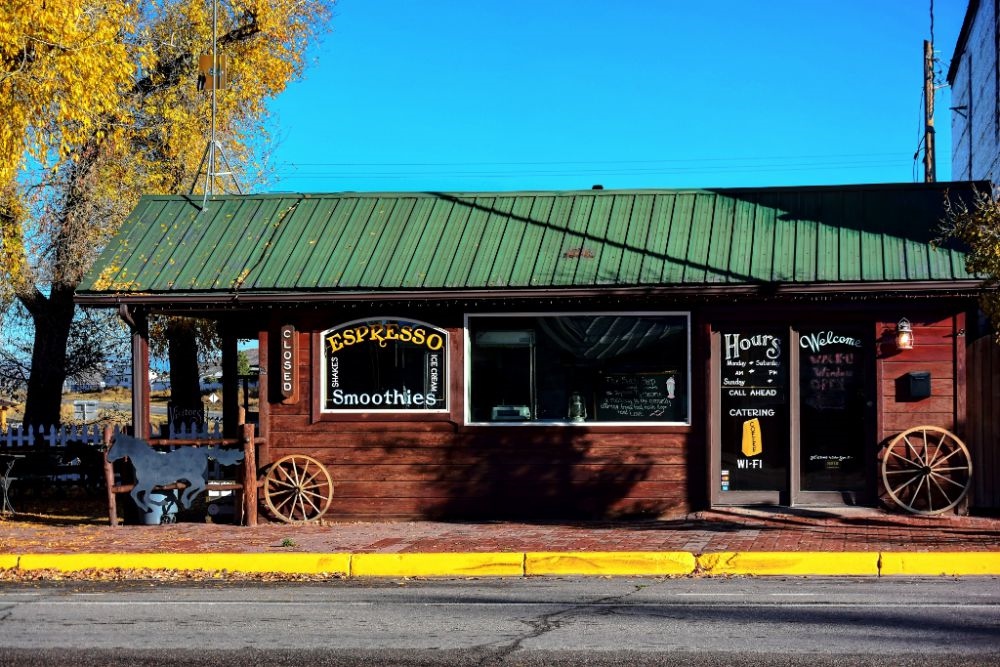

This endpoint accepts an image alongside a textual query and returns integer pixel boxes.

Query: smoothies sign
[322,318,447,411]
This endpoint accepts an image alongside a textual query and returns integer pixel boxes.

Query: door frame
[710,323,877,508]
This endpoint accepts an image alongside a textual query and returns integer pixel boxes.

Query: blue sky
[265,0,969,193]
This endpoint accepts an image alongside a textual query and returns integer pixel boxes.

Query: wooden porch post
[221,321,239,439]
[120,306,151,439]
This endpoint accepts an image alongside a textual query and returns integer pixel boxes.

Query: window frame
[463,311,692,427]
[318,316,450,415]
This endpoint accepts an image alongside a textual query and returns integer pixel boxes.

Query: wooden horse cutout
[107,433,245,514]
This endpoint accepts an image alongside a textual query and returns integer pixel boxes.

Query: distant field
[4,387,254,428]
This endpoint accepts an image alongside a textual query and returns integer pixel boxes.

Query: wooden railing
[101,424,259,527]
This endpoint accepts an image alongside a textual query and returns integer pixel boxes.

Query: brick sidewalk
[2,506,998,555]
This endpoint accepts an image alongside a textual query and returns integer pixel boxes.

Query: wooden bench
[101,424,259,526]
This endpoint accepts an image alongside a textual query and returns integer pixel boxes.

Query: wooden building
[77,181,994,520]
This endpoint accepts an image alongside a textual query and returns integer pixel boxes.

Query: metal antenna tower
[189,0,242,207]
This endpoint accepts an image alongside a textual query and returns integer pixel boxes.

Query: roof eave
[75,280,986,308]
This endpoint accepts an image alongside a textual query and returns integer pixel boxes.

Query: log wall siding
[966,329,1000,509]
[266,324,694,519]
[876,315,959,442]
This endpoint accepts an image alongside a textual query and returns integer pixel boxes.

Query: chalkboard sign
[719,331,788,491]
[596,371,679,421]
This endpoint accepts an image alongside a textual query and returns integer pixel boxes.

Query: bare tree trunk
[21,285,76,428]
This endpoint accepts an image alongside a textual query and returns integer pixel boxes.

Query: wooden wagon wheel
[881,426,972,515]
[263,455,333,523]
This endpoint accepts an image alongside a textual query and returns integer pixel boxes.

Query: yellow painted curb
[525,552,696,576]
[698,551,880,576]
[0,555,19,570]
[350,552,524,577]
[879,552,1000,576]
[17,553,351,575]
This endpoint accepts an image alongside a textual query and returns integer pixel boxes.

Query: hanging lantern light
[896,318,914,350]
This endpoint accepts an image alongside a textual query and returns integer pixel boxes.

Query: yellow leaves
[3,0,334,298]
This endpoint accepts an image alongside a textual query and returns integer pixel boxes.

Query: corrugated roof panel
[814,196,841,282]
[290,197,356,288]
[638,194,672,284]
[78,183,983,297]
[794,217,818,282]
[881,234,907,281]
[682,194,715,284]
[771,204,796,282]
[860,228,884,281]
[171,198,248,290]
[596,194,629,284]
[837,192,863,281]
[489,196,534,287]
[325,198,380,287]
[552,195,594,286]
[727,199,756,283]
[949,248,969,279]
[419,198,464,286]
[276,197,342,289]
[216,197,292,290]
[530,195,573,286]
[904,238,932,280]
[468,196,515,287]
[444,197,490,288]
[749,203,776,282]
[111,198,187,291]
[385,197,437,288]
[365,197,418,286]
[578,194,614,285]
[703,194,733,283]
[662,193,694,284]
[507,196,552,287]
[241,196,309,290]
[618,194,652,284]
[336,197,395,287]
[926,245,953,280]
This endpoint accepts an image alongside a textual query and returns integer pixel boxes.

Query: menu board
[596,372,680,421]
[719,331,788,491]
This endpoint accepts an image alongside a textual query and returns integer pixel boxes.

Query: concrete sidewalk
[2,506,999,577]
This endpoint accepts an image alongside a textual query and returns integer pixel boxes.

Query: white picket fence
[0,420,221,449]
[0,423,116,449]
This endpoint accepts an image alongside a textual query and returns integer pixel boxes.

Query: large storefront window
[321,318,448,412]
[467,313,690,424]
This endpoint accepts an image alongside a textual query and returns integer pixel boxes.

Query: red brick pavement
[1,506,998,554]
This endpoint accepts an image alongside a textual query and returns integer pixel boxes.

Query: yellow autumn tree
[0,0,334,426]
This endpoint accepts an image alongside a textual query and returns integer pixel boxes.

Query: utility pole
[923,39,937,182]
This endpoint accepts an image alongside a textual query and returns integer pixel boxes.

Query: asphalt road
[0,577,998,665]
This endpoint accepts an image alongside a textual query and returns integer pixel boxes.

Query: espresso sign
[279,324,298,404]
[322,318,447,411]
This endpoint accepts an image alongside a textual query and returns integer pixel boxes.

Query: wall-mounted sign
[280,325,298,404]
[321,318,448,412]
[719,330,788,491]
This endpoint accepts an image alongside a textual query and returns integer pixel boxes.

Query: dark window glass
[321,319,447,411]
[469,315,689,424]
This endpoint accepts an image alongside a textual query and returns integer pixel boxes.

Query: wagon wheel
[263,455,333,523]
[881,426,972,515]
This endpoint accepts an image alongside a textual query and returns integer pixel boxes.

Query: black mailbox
[903,371,931,400]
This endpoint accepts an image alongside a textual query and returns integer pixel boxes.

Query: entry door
[715,329,789,504]
[713,326,874,507]
[793,328,873,505]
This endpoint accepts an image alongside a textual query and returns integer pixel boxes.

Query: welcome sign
[322,318,448,411]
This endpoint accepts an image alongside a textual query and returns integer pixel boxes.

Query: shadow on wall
[378,429,666,521]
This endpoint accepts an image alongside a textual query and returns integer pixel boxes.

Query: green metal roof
[78,182,983,300]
